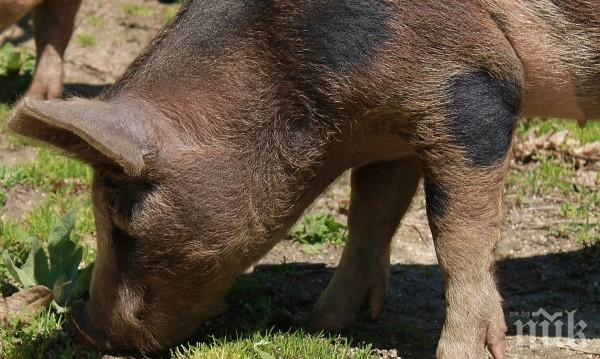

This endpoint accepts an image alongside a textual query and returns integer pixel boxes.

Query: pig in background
[0,0,81,99]
[7,0,600,358]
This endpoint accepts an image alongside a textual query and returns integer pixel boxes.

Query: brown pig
[7,0,599,358]
[0,0,81,99]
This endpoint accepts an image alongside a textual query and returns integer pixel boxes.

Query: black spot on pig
[424,178,447,219]
[298,0,392,71]
[448,71,521,167]
[152,0,274,59]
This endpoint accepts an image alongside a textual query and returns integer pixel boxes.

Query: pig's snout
[72,303,116,350]
[71,301,162,352]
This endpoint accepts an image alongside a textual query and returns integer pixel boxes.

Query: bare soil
[0,139,36,168]
[0,185,46,222]
[1,1,599,358]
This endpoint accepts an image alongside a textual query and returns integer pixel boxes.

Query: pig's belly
[520,80,586,120]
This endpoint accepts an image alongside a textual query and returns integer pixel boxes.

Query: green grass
[76,34,97,48]
[507,159,598,243]
[0,310,100,359]
[509,119,599,244]
[87,15,104,28]
[0,103,10,118]
[123,3,155,18]
[0,44,35,77]
[0,45,34,103]
[172,331,374,359]
[0,147,92,189]
[164,4,182,23]
[290,214,348,246]
[517,118,600,144]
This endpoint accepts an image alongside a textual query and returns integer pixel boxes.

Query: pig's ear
[8,98,146,176]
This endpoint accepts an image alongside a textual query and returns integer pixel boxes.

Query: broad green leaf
[52,273,70,306]
[64,246,83,282]
[33,240,50,286]
[48,210,76,252]
[3,252,36,288]
[21,238,50,286]
[47,210,79,285]
[47,241,78,287]
[20,238,40,283]
[65,263,94,303]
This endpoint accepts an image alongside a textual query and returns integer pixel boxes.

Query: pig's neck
[235,112,414,266]
[238,122,342,248]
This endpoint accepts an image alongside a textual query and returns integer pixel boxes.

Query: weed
[87,15,104,28]
[0,44,35,102]
[0,44,35,77]
[123,3,155,17]
[76,34,97,48]
[290,214,347,245]
[3,211,93,310]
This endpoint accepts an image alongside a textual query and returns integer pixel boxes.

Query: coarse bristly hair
[7,0,600,357]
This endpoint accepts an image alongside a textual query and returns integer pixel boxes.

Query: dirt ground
[1,0,599,358]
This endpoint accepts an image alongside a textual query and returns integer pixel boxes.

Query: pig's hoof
[436,319,507,359]
[485,319,507,359]
[307,266,388,332]
[26,83,63,100]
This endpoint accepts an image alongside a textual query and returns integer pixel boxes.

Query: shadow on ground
[158,244,599,359]
[64,83,111,98]
[1,16,34,46]
[0,77,110,104]
[0,73,32,104]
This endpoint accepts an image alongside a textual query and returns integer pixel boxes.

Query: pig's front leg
[425,164,508,359]
[422,71,521,359]
[27,0,81,99]
[309,157,421,330]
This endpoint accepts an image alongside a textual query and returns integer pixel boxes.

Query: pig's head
[9,97,263,351]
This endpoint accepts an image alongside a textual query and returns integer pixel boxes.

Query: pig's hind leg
[27,0,81,99]
[308,157,422,330]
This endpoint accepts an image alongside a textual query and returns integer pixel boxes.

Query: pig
[0,0,81,99]
[7,0,599,358]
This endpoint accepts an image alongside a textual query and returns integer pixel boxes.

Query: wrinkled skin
[0,0,81,99]
[8,0,600,357]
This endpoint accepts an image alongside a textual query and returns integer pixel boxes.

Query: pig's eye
[102,177,153,221]
[106,192,138,220]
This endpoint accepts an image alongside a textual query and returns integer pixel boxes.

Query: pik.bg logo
[511,308,588,348]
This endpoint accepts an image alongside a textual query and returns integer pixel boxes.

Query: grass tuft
[171,331,375,359]
[290,214,348,246]
[76,34,97,48]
